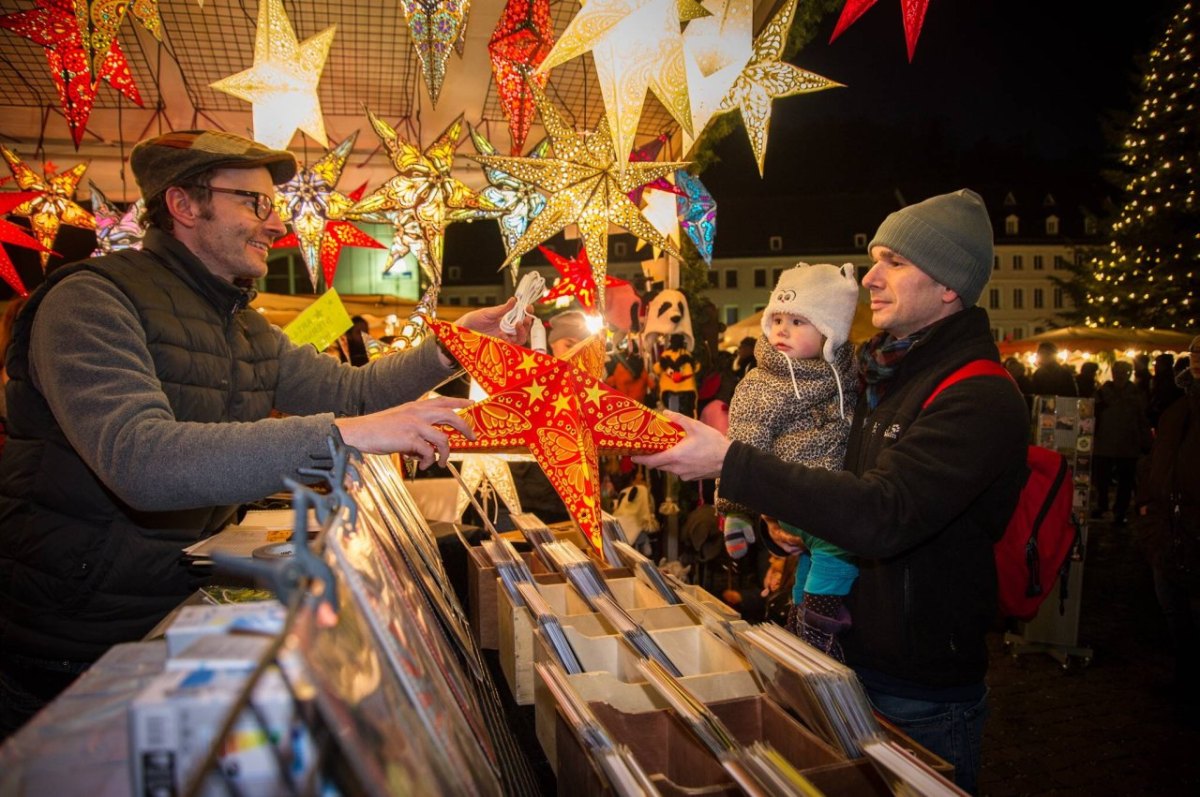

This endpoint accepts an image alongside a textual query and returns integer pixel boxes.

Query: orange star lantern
[0,191,55,296]
[0,146,94,269]
[427,316,683,553]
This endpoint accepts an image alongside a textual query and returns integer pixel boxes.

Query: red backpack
[923,360,1081,621]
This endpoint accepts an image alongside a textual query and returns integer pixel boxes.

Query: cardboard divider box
[554,693,851,796]
[532,625,762,769]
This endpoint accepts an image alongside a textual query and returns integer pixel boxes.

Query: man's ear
[164,186,202,230]
[939,284,961,306]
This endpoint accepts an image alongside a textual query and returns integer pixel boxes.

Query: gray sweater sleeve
[29,272,457,512]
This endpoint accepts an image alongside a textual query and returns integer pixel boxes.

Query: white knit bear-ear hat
[761,262,860,363]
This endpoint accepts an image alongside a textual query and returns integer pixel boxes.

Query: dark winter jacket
[719,306,1029,695]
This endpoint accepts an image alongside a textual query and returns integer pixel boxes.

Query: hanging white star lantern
[681,0,754,143]
[536,0,692,167]
[210,0,335,150]
[451,453,525,520]
[637,186,681,257]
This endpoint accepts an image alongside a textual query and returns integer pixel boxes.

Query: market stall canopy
[721,291,879,350]
[997,326,1197,357]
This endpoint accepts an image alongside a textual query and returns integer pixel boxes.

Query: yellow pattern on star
[0,146,94,270]
[523,382,547,402]
[210,0,335,150]
[716,0,841,176]
[584,384,605,407]
[552,393,574,415]
[474,84,688,310]
[347,112,499,291]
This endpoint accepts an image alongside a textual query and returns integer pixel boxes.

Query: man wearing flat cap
[0,130,529,737]
[636,189,1029,793]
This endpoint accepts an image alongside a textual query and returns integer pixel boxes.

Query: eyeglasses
[187,185,276,220]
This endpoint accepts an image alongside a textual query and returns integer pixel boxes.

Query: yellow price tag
[282,288,353,352]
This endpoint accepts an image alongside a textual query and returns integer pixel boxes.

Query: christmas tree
[1075,0,1198,329]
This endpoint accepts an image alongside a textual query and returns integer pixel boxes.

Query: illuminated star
[428,316,683,553]
[400,0,471,105]
[1,0,144,149]
[829,0,932,62]
[0,191,55,296]
[469,126,550,284]
[716,0,841,176]
[537,0,691,165]
[473,83,688,310]
[273,133,384,290]
[538,246,630,314]
[348,112,499,291]
[674,169,716,265]
[450,453,524,520]
[74,0,162,76]
[210,0,335,149]
[487,0,555,153]
[1,146,94,269]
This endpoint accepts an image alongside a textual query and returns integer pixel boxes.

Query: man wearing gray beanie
[636,189,1029,793]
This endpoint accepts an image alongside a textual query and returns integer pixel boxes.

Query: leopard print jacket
[715,336,858,517]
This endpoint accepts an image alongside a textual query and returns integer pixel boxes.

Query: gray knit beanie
[867,189,993,307]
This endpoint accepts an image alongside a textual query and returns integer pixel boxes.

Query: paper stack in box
[164,601,285,657]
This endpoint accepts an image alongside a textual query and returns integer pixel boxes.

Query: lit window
[1045,216,1059,235]
[1005,215,1019,235]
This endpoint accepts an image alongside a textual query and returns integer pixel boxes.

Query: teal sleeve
[782,521,860,597]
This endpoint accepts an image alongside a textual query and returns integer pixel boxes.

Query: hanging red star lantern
[0,191,55,297]
[538,245,631,314]
[273,183,384,291]
[829,0,931,62]
[73,0,162,76]
[487,0,555,154]
[427,316,683,553]
[0,0,143,148]
[626,135,684,206]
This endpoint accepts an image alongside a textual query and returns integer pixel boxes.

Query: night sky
[703,0,1179,199]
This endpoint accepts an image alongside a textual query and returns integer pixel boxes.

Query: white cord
[500,271,546,335]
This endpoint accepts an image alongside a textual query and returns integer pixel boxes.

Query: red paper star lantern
[273,183,384,290]
[427,316,683,552]
[829,0,931,62]
[0,0,143,148]
[487,0,555,154]
[538,245,630,313]
[0,191,55,296]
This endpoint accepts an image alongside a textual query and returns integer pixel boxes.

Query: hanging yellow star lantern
[536,0,694,167]
[715,0,841,176]
[473,84,688,310]
[209,0,335,150]
[347,112,500,290]
[0,145,94,270]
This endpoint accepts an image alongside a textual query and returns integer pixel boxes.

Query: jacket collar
[142,228,256,317]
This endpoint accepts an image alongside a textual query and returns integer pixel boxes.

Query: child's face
[767,313,823,359]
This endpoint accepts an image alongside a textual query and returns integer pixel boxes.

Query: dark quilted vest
[0,231,279,662]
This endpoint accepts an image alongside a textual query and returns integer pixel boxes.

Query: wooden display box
[554,693,857,796]
[532,624,761,769]
[498,574,687,705]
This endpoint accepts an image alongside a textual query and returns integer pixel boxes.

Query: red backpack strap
[922,359,1015,409]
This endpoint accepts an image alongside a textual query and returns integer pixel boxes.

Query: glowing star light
[681,0,753,140]
[830,0,931,62]
[717,0,841,176]
[538,245,630,313]
[427,317,683,552]
[401,0,471,105]
[488,0,555,154]
[273,133,383,290]
[674,169,716,264]
[210,0,335,150]
[348,113,498,290]
[74,0,162,76]
[470,126,550,283]
[89,182,145,255]
[626,135,684,206]
[1,146,94,269]
[638,187,680,257]
[1,0,144,149]
[451,453,524,520]
[0,191,55,296]
[537,0,692,166]
[473,84,688,310]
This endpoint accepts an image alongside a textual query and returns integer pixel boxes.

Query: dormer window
[1045,215,1059,235]
[1005,215,1019,235]
[853,232,867,249]
[1043,193,1057,207]
[1003,191,1017,207]
[769,235,783,252]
